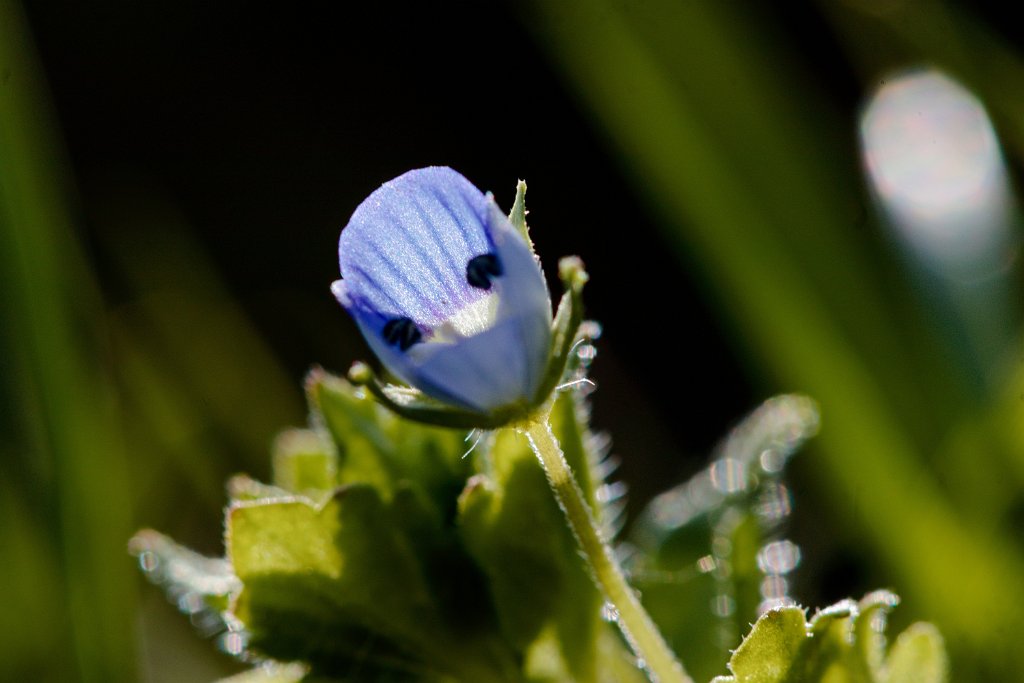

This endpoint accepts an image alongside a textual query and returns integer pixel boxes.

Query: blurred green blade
[822,0,1024,491]
[0,1,135,680]
[98,200,306,465]
[527,0,1024,675]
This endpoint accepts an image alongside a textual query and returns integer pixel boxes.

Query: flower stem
[522,416,692,683]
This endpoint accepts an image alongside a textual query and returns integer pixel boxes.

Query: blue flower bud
[332,167,554,417]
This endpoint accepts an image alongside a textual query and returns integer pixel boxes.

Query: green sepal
[533,256,589,407]
[507,179,533,249]
[345,362,529,430]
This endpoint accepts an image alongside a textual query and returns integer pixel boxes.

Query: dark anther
[466,252,503,290]
[382,317,422,351]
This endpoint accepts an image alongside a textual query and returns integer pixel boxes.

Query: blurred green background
[3,0,1024,680]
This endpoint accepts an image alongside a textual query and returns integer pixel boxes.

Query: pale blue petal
[335,167,553,413]
[333,279,425,389]
[409,317,533,412]
[338,167,493,327]
[482,200,552,399]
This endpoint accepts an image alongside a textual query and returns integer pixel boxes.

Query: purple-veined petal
[334,167,552,413]
[338,167,494,328]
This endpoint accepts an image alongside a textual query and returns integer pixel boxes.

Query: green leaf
[128,529,241,622]
[226,484,516,682]
[227,486,429,671]
[712,593,948,683]
[629,395,818,680]
[457,391,605,682]
[882,623,948,683]
[803,600,866,682]
[726,607,806,682]
[216,662,309,683]
[272,428,338,494]
[855,591,901,675]
[307,369,468,515]
[227,473,295,503]
[308,370,404,496]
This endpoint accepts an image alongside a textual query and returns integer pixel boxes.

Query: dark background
[7,1,1024,680]
[16,0,960,625]
[22,1,774,504]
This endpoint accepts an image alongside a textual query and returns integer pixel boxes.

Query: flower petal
[333,279,426,388]
[338,167,493,327]
[335,167,552,414]
[407,317,535,412]
[481,200,552,401]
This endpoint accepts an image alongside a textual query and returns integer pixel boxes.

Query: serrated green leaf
[227,473,295,503]
[714,593,948,683]
[801,601,865,683]
[458,392,603,682]
[882,623,948,683]
[216,662,309,683]
[308,370,468,517]
[728,607,807,682]
[272,428,338,493]
[629,395,819,679]
[856,591,900,676]
[631,566,722,683]
[129,529,240,615]
[308,372,403,496]
[388,482,501,641]
[227,486,431,669]
[226,484,515,682]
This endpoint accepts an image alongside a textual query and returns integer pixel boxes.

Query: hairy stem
[522,416,692,683]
